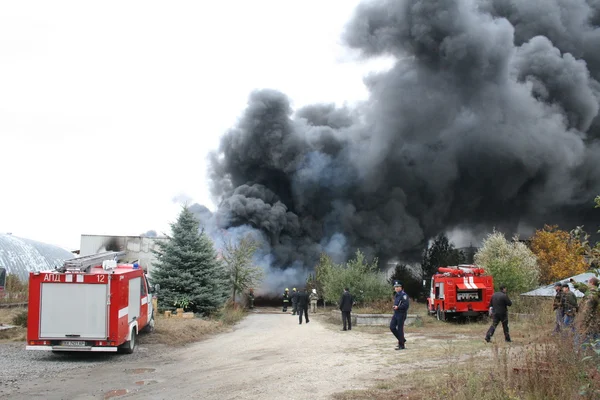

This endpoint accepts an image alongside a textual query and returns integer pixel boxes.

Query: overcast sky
[0,0,392,250]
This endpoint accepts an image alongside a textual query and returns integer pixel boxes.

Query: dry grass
[336,337,600,400]
[138,316,225,346]
[0,292,27,304]
[331,299,600,400]
[0,307,27,342]
[139,304,247,347]
[0,275,28,305]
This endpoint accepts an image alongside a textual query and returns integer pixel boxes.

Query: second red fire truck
[427,264,494,321]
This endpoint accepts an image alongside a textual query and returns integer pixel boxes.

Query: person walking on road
[309,288,318,314]
[339,287,354,331]
[390,281,409,350]
[297,288,310,324]
[485,285,512,343]
[247,288,255,310]
[282,288,290,313]
[552,282,564,333]
[291,288,298,315]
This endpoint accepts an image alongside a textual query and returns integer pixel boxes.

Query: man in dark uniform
[339,287,354,331]
[390,281,410,350]
[297,288,310,324]
[485,285,512,343]
[291,288,298,315]
[552,282,564,333]
[282,288,290,312]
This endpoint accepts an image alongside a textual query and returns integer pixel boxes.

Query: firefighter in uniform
[309,288,318,313]
[485,285,512,343]
[390,281,409,350]
[282,288,290,312]
[247,288,255,309]
[291,288,298,315]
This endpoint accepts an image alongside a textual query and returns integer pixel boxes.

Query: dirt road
[6,311,405,400]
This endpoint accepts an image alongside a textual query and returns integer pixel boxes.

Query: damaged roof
[0,234,74,282]
[520,271,600,298]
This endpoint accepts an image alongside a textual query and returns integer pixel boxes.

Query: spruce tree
[151,206,228,315]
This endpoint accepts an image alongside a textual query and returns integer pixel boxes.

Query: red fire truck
[427,265,494,321]
[26,251,155,354]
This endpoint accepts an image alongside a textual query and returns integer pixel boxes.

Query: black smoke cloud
[200,0,600,293]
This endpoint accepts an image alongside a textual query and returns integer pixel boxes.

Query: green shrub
[12,310,27,327]
[318,250,391,307]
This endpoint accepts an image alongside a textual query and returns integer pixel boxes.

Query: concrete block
[330,310,421,326]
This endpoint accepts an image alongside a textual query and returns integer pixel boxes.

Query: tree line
[152,196,600,314]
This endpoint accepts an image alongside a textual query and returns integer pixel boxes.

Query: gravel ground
[2,312,398,400]
[1,311,484,400]
[0,341,157,398]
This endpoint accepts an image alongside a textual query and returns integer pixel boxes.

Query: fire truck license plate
[61,340,85,346]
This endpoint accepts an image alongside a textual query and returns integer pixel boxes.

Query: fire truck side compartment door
[128,277,141,323]
[40,283,108,338]
[439,282,445,299]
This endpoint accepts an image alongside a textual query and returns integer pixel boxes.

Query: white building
[79,234,167,277]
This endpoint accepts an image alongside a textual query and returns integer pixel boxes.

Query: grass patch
[138,316,224,346]
[139,303,247,347]
[333,300,600,400]
[0,307,27,342]
[212,303,246,326]
[376,338,600,400]
[0,274,28,305]
[354,298,395,314]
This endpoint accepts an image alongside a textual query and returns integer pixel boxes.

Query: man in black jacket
[291,288,298,315]
[485,285,512,343]
[297,288,309,324]
[339,287,354,331]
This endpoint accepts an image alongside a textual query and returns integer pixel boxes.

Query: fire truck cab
[26,251,155,354]
[427,265,494,321]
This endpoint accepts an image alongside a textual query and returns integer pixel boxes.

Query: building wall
[79,235,167,277]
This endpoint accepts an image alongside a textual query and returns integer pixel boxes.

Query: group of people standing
[484,276,600,346]
[282,287,319,324]
[282,282,411,350]
[275,275,600,352]
[330,282,410,350]
[553,276,600,346]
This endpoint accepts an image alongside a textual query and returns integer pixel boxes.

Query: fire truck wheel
[120,329,137,354]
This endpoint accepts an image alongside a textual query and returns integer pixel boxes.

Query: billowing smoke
[198,0,600,294]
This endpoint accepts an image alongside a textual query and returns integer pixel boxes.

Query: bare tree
[221,235,265,307]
